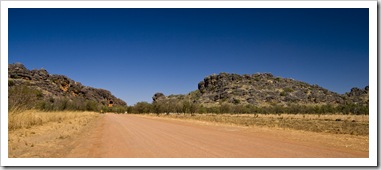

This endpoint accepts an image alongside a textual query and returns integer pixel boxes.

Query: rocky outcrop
[156,72,368,107]
[152,92,166,102]
[8,63,127,107]
[343,86,369,105]
[196,72,348,106]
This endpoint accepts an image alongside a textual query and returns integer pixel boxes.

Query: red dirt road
[65,114,368,158]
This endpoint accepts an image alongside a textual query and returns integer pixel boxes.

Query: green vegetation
[283,87,294,93]
[9,84,367,116]
[129,100,199,115]
[127,100,368,115]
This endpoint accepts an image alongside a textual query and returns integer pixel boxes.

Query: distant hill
[8,63,127,111]
[153,72,368,107]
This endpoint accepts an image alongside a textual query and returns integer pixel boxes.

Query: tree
[182,100,191,113]
[189,102,198,115]
[134,102,152,113]
[152,101,163,115]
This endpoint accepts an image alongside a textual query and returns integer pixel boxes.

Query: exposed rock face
[346,87,368,97]
[8,63,127,106]
[343,86,369,105]
[157,72,368,107]
[152,92,166,102]
[196,72,349,106]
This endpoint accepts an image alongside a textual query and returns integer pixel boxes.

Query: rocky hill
[154,72,368,107]
[8,63,127,110]
[343,86,369,105]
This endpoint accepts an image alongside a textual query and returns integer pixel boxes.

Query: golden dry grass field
[8,110,99,157]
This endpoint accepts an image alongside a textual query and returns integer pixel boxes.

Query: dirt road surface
[65,113,368,158]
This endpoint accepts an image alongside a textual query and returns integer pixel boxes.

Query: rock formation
[8,63,127,107]
[155,72,368,107]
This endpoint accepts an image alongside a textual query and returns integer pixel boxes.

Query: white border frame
[1,0,377,167]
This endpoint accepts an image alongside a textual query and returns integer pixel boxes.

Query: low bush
[128,100,368,115]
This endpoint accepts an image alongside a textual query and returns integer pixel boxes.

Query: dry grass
[142,113,369,136]
[8,110,99,131]
[8,110,100,158]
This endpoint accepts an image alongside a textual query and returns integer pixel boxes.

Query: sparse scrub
[8,85,44,112]
[8,110,100,158]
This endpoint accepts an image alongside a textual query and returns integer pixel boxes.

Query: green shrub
[283,87,294,93]
[86,100,99,112]
[8,80,15,86]
[233,98,240,104]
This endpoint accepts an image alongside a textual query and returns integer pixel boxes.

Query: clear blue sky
[8,8,369,105]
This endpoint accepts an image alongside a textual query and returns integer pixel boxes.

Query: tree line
[127,99,368,115]
[9,83,368,115]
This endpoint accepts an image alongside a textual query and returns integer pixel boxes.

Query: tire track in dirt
[65,114,368,158]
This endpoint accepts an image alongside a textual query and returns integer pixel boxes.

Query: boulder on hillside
[152,92,166,102]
